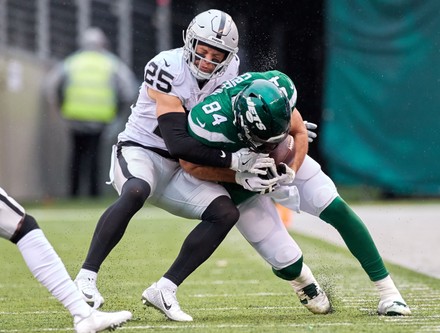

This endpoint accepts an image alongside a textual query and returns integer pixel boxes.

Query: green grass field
[0,198,439,332]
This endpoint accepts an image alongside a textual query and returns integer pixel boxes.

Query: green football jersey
[188,70,296,151]
[188,70,297,204]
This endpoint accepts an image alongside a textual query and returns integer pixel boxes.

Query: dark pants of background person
[69,130,102,197]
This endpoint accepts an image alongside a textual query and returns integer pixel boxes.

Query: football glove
[304,121,318,143]
[275,163,296,185]
[235,171,278,193]
[230,148,275,175]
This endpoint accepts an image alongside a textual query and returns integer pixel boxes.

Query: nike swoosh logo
[164,59,170,67]
[196,118,206,128]
[220,151,226,158]
[160,291,172,310]
[244,179,253,187]
[81,291,93,300]
[241,158,251,165]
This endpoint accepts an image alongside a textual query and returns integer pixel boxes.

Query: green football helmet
[234,79,292,153]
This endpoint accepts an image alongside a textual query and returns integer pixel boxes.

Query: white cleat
[141,283,193,321]
[75,276,105,309]
[296,283,332,314]
[378,300,411,316]
[74,309,132,333]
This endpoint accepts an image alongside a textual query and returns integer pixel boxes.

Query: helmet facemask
[185,39,233,80]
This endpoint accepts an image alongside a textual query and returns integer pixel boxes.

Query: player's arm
[288,107,309,172]
[180,159,278,193]
[151,88,272,172]
[180,160,236,182]
[150,88,233,167]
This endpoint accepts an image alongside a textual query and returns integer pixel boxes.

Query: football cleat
[75,275,105,309]
[378,300,411,316]
[141,283,193,322]
[74,309,132,333]
[296,282,332,314]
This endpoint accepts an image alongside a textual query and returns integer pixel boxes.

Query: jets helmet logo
[244,97,266,131]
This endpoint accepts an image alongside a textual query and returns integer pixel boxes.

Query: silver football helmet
[183,9,239,80]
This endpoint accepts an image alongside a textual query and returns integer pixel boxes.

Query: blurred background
[1,0,439,201]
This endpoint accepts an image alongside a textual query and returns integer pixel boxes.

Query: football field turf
[0,199,439,332]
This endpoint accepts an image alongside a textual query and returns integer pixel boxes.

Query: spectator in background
[46,27,138,198]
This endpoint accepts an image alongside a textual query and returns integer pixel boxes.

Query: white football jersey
[118,47,240,150]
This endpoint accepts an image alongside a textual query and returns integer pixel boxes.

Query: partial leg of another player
[0,185,131,332]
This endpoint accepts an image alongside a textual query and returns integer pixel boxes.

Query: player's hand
[274,163,296,185]
[304,121,318,143]
[230,148,275,175]
[235,171,278,193]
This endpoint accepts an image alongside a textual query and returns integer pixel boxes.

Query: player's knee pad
[272,256,304,280]
[203,195,240,229]
[121,178,151,207]
[10,214,40,244]
[298,172,338,216]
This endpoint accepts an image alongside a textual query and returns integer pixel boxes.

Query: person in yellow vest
[46,27,137,197]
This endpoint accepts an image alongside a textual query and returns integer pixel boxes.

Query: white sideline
[290,203,440,279]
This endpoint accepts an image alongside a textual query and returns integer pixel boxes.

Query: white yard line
[291,203,440,279]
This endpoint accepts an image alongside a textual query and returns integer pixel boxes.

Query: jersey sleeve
[143,50,185,98]
[187,94,241,152]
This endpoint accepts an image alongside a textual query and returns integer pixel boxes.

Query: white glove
[230,148,276,175]
[304,121,318,143]
[266,185,301,213]
[274,163,296,185]
[235,172,278,193]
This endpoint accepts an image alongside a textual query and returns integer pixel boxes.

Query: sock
[17,229,92,319]
[289,263,315,292]
[156,277,178,292]
[374,275,405,302]
[273,256,304,281]
[319,196,389,281]
[77,268,98,282]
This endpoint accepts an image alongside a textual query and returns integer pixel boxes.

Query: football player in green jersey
[178,70,410,317]
[143,73,332,320]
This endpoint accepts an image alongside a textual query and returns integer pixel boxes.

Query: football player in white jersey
[0,186,132,332]
[74,9,277,319]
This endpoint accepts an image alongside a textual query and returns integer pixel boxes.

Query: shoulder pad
[144,48,186,89]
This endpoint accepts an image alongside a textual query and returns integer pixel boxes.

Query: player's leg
[87,131,102,197]
[236,195,331,314]
[296,155,411,315]
[142,170,239,321]
[0,187,132,331]
[75,145,176,308]
[70,130,82,197]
